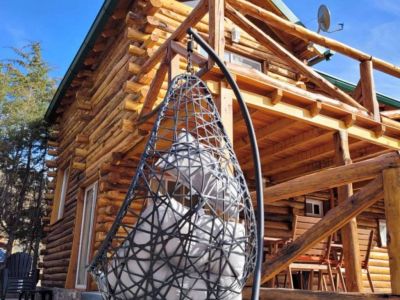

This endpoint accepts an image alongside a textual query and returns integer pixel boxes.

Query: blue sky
[0,0,103,80]
[0,0,399,99]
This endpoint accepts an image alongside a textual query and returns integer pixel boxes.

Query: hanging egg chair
[90,31,263,300]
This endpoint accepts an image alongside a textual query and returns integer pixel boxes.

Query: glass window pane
[314,204,320,215]
[305,203,313,214]
[57,168,69,220]
[379,219,387,248]
[230,53,262,71]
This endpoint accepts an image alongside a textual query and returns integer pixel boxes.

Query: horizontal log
[77,101,92,111]
[42,273,67,281]
[42,266,69,275]
[75,134,89,144]
[382,109,400,120]
[45,160,57,168]
[41,280,65,288]
[42,258,70,269]
[47,171,57,177]
[47,149,59,156]
[71,161,86,170]
[129,44,146,56]
[127,27,151,42]
[43,250,71,261]
[75,148,88,157]
[128,62,141,75]
[136,0,208,77]
[47,141,59,147]
[242,288,400,300]
[256,152,400,203]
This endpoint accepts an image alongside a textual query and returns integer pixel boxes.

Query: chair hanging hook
[186,33,194,74]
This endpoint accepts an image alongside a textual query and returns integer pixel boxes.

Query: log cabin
[41,0,400,298]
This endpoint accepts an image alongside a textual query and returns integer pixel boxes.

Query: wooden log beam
[261,175,384,283]
[256,152,400,203]
[224,4,366,111]
[381,109,400,120]
[235,119,297,152]
[170,41,207,67]
[226,0,400,78]
[223,69,400,149]
[242,288,400,300]
[270,145,391,183]
[334,131,363,292]
[137,0,208,77]
[138,57,169,119]
[383,167,400,294]
[216,81,234,141]
[360,60,380,122]
[208,0,225,68]
[262,141,334,176]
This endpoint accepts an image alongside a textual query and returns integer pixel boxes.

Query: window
[76,182,98,288]
[378,219,387,248]
[198,48,262,72]
[226,51,262,71]
[305,198,324,217]
[57,167,69,220]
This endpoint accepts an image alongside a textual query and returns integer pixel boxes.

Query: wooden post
[360,60,380,122]
[216,81,234,141]
[334,131,363,292]
[208,0,225,68]
[168,44,181,82]
[383,167,400,294]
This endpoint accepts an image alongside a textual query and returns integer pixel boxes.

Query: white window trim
[305,198,324,217]
[75,181,98,289]
[57,167,69,220]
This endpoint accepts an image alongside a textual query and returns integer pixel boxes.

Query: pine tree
[0,42,56,259]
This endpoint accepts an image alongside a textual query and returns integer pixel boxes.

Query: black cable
[187,27,264,300]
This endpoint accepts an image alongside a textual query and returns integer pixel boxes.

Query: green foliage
[0,42,56,257]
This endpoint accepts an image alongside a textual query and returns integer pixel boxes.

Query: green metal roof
[318,70,400,108]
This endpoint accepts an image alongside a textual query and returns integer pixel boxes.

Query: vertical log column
[208,0,225,68]
[383,167,400,294]
[334,131,363,292]
[167,44,180,82]
[360,59,380,122]
[208,0,233,140]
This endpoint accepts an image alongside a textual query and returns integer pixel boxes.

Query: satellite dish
[317,4,344,34]
[317,5,331,33]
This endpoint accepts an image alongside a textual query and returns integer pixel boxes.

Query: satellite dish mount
[317,4,344,34]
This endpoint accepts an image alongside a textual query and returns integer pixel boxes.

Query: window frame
[378,219,387,248]
[75,181,98,289]
[57,167,70,220]
[198,48,262,72]
[305,198,324,218]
